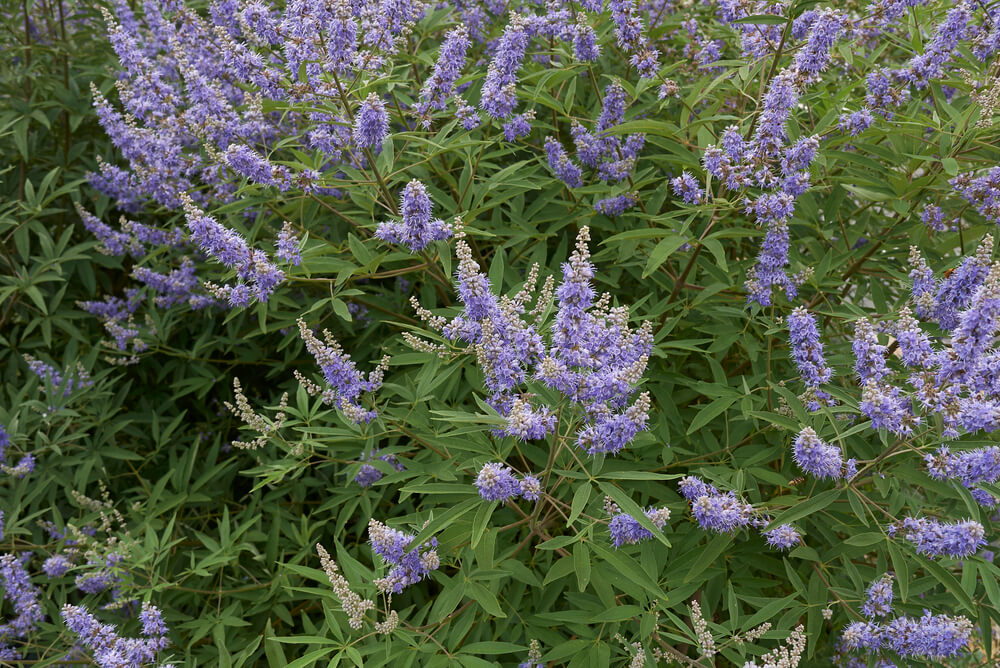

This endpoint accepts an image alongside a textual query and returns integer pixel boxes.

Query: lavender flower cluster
[474,463,541,502]
[842,573,972,661]
[368,519,440,594]
[416,226,653,456]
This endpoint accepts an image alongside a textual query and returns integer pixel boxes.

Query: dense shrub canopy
[4,0,1000,665]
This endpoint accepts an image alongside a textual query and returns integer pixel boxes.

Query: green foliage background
[2,0,1000,666]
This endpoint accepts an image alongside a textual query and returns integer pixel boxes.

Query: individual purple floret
[897,516,985,559]
[862,573,894,618]
[354,93,389,149]
[367,519,440,593]
[763,524,801,551]
[62,602,170,667]
[671,172,702,204]
[608,506,671,548]
[475,462,522,501]
[793,427,843,479]
[375,180,453,252]
[678,476,755,533]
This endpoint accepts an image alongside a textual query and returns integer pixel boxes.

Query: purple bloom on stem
[480,15,529,120]
[502,110,534,142]
[792,427,843,480]
[375,180,452,252]
[594,194,638,216]
[354,93,389,149]
[678,476,755,533]
[862,573,894,618]
[475,462,522,501]
[416,26,470,116]
[839,108,874,136]
[853,318,890,383]
[43,555,71,578]
[898,516,985,559]
[671,172,702,204]
[787,307,832,388]
[545,137,583,188]
[367,519,439,593]
[0,554,44,640]
[763,524,800,550]
[275,222,301,265]
[608,506,670,548]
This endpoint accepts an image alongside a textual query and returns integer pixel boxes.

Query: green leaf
[574,541,592,592]
[599,482,671,548]
[765,489,841,531]
[568,483,591,525]
[642,236,688,278]
[467,581,506,617]
[916,555,976,615]
[686,396,737,434]
[684,534,731,584]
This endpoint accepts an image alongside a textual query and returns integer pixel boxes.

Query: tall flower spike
[416,26,471,117]
[354,93,389,149]
[296,318,387,423]
[787,307,832,387]
[375,180,452,252]
[852,318,890,383]
[479,14,529,120]
[316,543,375,629]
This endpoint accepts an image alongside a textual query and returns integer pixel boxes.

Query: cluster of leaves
[4,0,1000,666]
